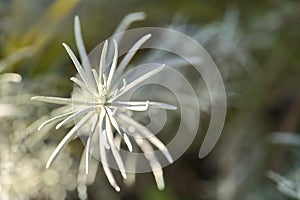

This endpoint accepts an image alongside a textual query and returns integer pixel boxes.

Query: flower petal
[86,114,99,174]
[99,135,120,192]
[99,40,108,86]
[107,39,118,90]
[118,113,173,164]
[113,12,146,35]
[74,16,92,73]
[46,111,94,168]
[56,106,94,129]
[135,138,165,190]
[113,34,151,83]
[70,76,96,96]
[31,96,73,105]
[38,111,75,131]
[99,108,110,149]
[108,64,165,102]
[112,101,177,111]
[106,107,133,152]
[105,114,127,179]
[62,43,95,90]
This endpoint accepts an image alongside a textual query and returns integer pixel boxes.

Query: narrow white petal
[107,39,118,90]
[102,74,107,90]
[123,154,137,186]
[99,40,108,85]
[86,152,99,185]
[38,111,75,131]
[122,79,127,89]
[74,16,92,72]
[106,107,133,152]
[149,102,177,110]
[20,106,72,142]
[105,114,127,179]
[112,103,149,111]
[112,101,177,111]
[70,77,96,96]
[46,112,94,168]
[153,166,165,190]
[99,109,110,149]
[113,34,151,81]
[113,12,146,34]
[105,107,122,133]
[108,64,165,102]
[38,95,103,107]
[99,132,120,192]
[101,130,110,150]
[62,43,95,90]
[112,88,119,97]
[86,115,99,174]
[91,69,99,86]
[118,113,173,163]
[31,96,73,105]
[123,133,133,152]
[91,69,102,94]
[77,149,88,200]
[85,139,91,175]
[135,138,165,190]
[56,106,94,129]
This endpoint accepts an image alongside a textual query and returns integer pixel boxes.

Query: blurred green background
[1,0,300,199]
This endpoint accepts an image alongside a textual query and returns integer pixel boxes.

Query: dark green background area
[1,0,300,199]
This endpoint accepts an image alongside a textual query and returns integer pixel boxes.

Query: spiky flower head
[32,14,176,191]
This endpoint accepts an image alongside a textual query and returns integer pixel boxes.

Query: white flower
[32,14,176,191]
